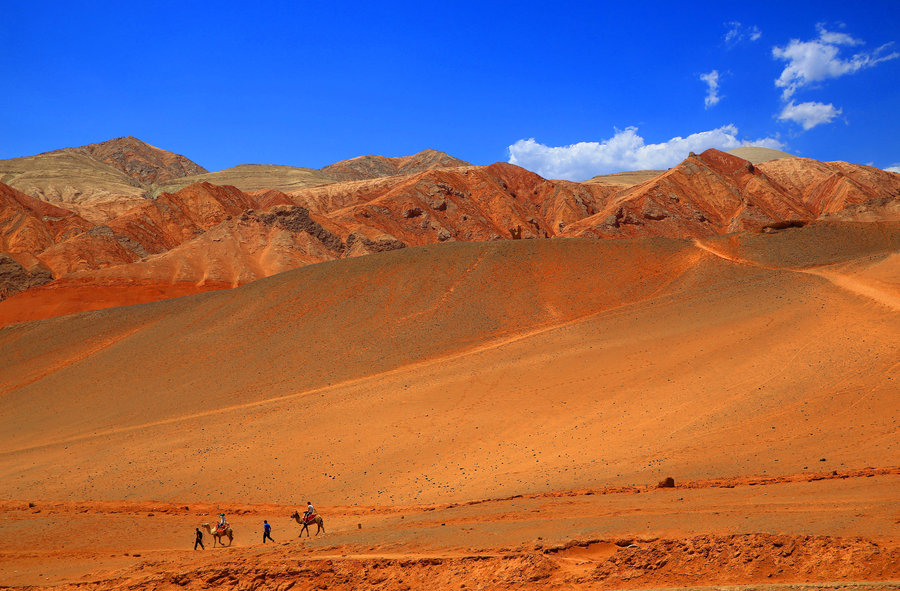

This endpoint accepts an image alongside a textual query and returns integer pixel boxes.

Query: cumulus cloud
[778,101,842,130]
[507,126,784,181]
[885,164,900,173]
[700,70,721,108]
[725,21,762,45]
[773,24,899,99]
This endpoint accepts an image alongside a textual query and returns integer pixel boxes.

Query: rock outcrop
[0,253,52,300]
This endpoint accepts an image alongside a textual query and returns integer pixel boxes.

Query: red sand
[0,226,898,589]
[0,278,232,327]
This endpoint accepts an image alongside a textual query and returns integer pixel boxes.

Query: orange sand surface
[0,279,231,328]
[1,471,898,589]
[0,224,898,589]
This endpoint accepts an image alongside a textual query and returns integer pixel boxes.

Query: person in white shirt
[303,501,315,522]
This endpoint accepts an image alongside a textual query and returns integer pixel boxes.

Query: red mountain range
[1,139,898,326]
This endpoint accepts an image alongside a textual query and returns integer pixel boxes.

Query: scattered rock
[657,477,675,488]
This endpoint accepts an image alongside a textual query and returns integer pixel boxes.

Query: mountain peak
[73,137,208,184]
[726,146,796,164]
[321,150,470,182]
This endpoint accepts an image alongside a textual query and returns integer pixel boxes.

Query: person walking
[262,520,275,544]
[194,527,204,550]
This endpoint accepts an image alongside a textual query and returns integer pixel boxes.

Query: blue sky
[2,0,898,180]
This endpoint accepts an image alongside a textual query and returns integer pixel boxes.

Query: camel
[290,511,325,537]
[201,522,234,547]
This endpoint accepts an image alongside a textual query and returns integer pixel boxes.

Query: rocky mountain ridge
[62,136,209,184]
[1,145,898,325]
[563,149,900,240]
[0,138,473,222]
[321,148,471,181]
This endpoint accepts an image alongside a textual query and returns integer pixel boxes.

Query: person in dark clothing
[194,527,204,550]
[263,520,275,544]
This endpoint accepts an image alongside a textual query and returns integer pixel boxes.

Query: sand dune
[0,224,898,588]
[1,225,896,506]
[2,141,900,589]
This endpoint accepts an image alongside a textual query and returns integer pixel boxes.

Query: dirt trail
[803,268,900,311]
[692,238,900,311]
[691,238,760,267]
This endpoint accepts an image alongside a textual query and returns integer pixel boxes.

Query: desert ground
[0,222,898,589]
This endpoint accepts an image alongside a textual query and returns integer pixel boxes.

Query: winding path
[692,239,900,312]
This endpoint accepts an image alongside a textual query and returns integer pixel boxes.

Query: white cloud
[885,164,900,173]
[507,126,784,181]
[725,21,762,45]
[700,70,721,108]
[773,24,899,99]
[778,101,842,130]
[816,28,862,47]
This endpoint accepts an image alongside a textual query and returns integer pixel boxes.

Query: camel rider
[303,501,315,523]
[217,512,227,532]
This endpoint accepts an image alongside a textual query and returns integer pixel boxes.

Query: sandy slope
[0,225,897,589]
[0,227,897,503]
